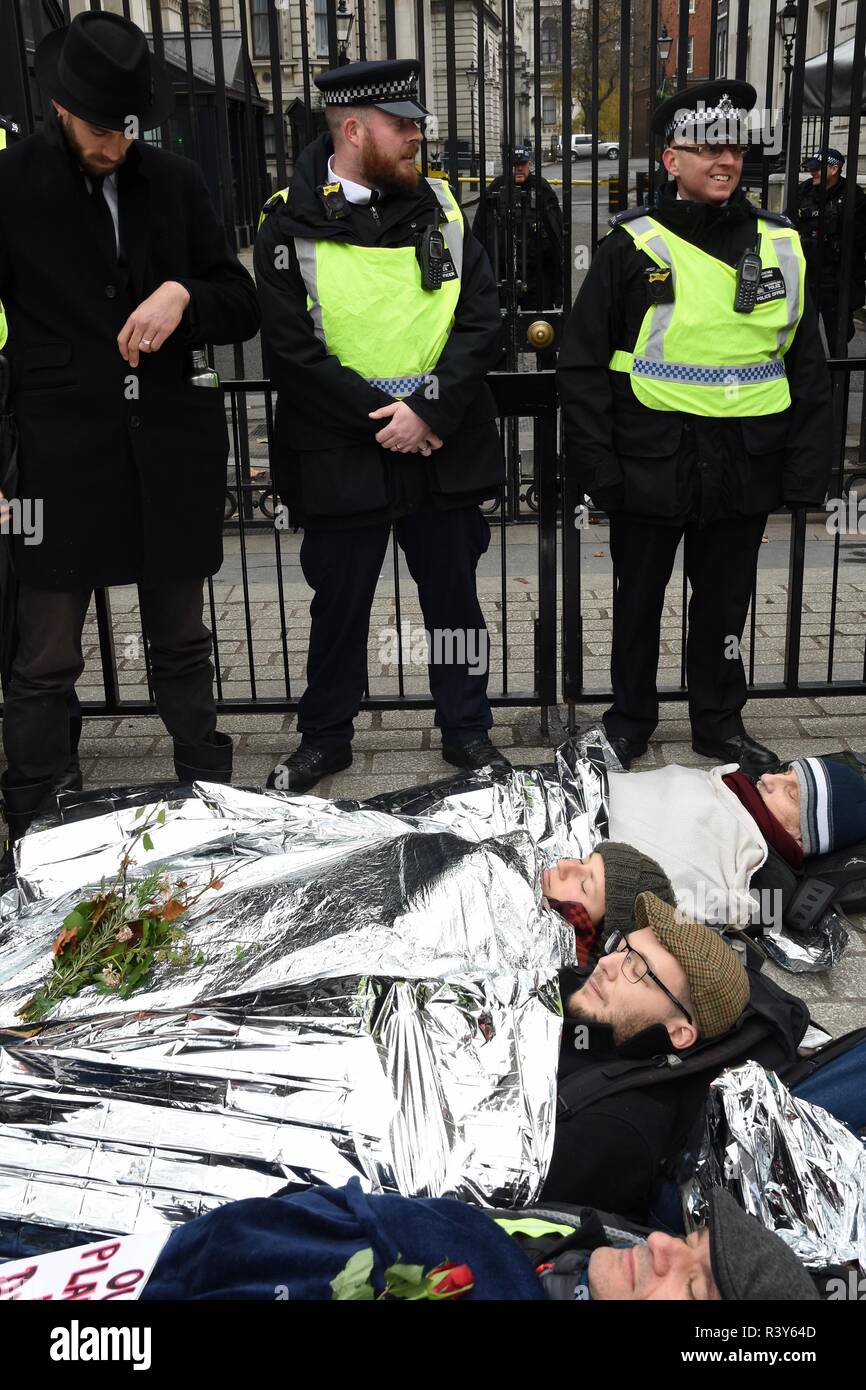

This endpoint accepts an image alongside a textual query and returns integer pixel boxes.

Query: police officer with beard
[558,80,832,774]
[255,60,509,793]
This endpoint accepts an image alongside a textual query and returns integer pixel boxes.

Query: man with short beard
[255,60,507,794]
[540,890,749,1220]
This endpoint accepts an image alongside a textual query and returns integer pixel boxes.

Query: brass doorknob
[527,318,554,349]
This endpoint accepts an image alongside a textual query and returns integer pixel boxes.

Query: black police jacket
[470,173,564,308]
[557,182,833,525]
[540,1005,710,1222]
[254,134,504,528]
[796,175,866,302]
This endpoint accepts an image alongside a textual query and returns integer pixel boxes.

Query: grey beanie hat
[708,1190,818,1301]
[595,841,675,936]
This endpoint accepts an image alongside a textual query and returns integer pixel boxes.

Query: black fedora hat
[35,11,173,133]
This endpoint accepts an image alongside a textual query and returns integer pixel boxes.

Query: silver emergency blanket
[0,735,609,1249]
[687,1060,866,1272]
[760,905,850,974]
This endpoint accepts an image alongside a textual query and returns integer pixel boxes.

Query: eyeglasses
[671,143,746,159]
[603,930,693,1025]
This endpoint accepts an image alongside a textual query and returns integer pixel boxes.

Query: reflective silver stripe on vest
[427,178,463,279]
[632,357,787,385]
[768,229,803,353]
[624,215,676,358]
[294,238,325,344]
[367,372,428,397]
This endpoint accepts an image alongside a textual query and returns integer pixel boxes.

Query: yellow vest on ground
[260,177,463,399]
[609,212,805,417]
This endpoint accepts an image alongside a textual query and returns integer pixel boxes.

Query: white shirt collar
[327,155,376,205]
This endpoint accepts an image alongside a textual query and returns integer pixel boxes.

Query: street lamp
[336,0,355,65]
[465,59,478,181]
[657,24,673,100]
[779,0,798,173]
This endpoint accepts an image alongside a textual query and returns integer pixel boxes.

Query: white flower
[116,925,134,943]
[100,967,122,989]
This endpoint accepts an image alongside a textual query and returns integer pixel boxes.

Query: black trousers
[2,579,217,785]
[604,512,768,745]
[298,504,493,748]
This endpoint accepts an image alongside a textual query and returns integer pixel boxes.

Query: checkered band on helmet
[323,76,418,105]
[666,92,749,140]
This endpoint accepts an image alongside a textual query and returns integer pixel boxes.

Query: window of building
[689,0,696,11]
[315,0,329,59]
[252,0,276,60]
[687,35,694,73]
[542,94,556,127]
[540,18,559,66]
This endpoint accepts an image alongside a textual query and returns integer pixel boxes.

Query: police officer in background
[558,80,832,773]
[255,59,509,793]
[471,144,564,324]
[796,147,866,352]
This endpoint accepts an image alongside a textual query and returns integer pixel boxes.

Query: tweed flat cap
[633,891,749,1039]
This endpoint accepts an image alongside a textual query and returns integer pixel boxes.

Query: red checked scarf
[546,898,599,967]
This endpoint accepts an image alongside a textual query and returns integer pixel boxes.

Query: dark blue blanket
[141,1180,547,1301]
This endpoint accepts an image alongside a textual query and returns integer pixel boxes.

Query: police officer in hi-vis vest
[558,80,832,774]
[256,59,509,793]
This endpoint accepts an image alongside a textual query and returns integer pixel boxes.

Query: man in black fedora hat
[0,11,260,851]
[558,79,831,775]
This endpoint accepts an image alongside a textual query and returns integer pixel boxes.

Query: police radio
[733,249,762,313]
[417,223,445,291]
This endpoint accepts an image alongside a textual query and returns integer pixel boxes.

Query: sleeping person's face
[756,769,802,845]
[541,853,606,924]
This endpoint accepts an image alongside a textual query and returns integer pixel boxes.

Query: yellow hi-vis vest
[608,213,805,417]
[259,177,463,399]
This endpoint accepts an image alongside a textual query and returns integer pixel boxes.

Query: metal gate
[1,0,865,729]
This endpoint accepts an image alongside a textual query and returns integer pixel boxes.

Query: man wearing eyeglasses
[540,890,749,1220]
[558,78,831,778]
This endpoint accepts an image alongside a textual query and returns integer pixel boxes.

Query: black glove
[590,482,625,514]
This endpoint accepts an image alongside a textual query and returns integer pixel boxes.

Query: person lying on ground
[602,754,866,926]
[540,890,749,1220]
[140,1175,816,1301]
[542,840,675,964]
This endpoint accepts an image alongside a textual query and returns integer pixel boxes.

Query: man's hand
[118,281,192,367]
[369,401,443,456]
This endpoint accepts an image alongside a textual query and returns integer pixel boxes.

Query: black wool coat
[0,118,260,589]
[541,1007,711,1222]
[557,183,833,526]
[254,134,504,529]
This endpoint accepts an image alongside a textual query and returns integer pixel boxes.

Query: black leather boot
[266,743,352,793]
[55,710,84,793]
[1,774,58,873]
[173,731,233,784]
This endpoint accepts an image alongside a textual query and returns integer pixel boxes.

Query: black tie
[88,174,117,265]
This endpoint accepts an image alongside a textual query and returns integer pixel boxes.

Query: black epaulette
[750,205,794,228]
[260,189,289,219]
[607,204,651,230]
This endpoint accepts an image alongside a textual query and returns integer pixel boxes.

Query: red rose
[427,1261,475,1299]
